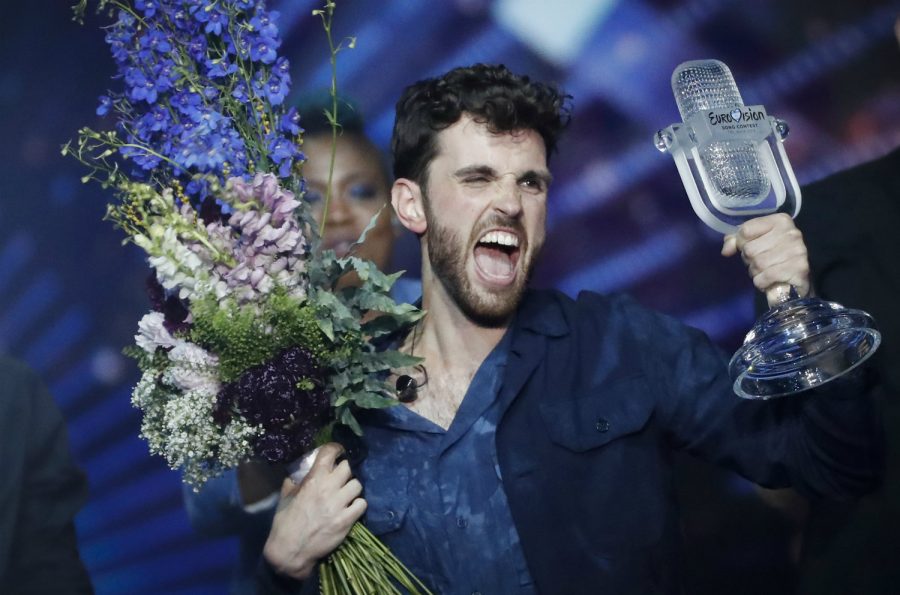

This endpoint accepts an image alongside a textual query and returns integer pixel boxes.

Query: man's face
[421,114,550,326]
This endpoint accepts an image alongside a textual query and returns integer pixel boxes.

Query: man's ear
[391,178,427,235]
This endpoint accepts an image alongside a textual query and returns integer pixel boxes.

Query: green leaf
[357,349,422,371]
[316,317,335,342]
[352,391,398,409]
[339,408,363,436]
[361,307,423,338]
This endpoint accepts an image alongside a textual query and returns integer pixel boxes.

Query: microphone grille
[672,59,744,122]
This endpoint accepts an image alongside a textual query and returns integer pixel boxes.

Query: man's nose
[493,177,523,217]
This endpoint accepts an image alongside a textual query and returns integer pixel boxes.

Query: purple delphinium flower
[215,346,332,464]
[249,35,279,64]
[96,95,112,116]
[279,108,301,136]
[135,0,159,18]
[97,0,299,202]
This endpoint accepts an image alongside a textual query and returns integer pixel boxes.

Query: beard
[424,202,542,328]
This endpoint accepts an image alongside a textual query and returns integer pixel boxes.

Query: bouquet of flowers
[66,1,430,593]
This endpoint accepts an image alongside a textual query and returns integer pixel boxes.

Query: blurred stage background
[1,0,898,593]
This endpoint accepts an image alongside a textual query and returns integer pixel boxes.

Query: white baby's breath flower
[163,342,221,394]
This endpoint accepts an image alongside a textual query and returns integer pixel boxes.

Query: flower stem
[316,0,340,240]
[319,522,433,595]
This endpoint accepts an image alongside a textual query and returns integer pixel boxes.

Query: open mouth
[473,229,522,286]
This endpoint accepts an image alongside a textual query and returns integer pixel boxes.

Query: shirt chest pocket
[538,375,655,452]
[366,499,409,536]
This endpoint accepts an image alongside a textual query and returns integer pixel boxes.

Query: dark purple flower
[199,196,227,225]
[215,346,332,463]
[145,274,191,334]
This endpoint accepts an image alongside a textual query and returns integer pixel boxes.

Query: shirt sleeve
[623,296,884,500]
[182,468,278,537]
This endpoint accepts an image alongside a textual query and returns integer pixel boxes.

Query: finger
[336,497,368,526]
[337,478,363,504]
[765,283,794,306]
[721,234,738,257]
[330,459,353,485]
[740,226,804,267]
[737,213,792,243]
[279,476,301,498]
[752,263,810,298]
[743,242,808,278]
[313,442,345,472]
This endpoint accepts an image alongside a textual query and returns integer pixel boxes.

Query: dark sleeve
[255,556,313,595]
[0,359,93,594]
[625,299,885,500]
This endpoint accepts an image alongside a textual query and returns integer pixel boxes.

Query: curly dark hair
[391,63,571,189]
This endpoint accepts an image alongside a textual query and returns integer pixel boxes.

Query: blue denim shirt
[357,328,537,594]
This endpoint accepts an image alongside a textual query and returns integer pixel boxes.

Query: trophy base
[729,297,881,400]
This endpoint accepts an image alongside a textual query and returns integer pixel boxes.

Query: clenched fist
[262,442,367,580]
[721,213,811,306]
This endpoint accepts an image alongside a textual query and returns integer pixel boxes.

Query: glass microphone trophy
[655,59,880,399]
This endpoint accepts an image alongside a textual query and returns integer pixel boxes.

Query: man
[260,64,883,594]
[0,356,94,594]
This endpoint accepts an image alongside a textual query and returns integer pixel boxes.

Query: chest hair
[404,366,476,430]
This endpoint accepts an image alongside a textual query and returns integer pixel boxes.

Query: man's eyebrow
[453,165,498,178]
[453,166,553,186]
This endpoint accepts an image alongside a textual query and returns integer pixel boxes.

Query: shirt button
[595,418,610,432]
[456,516,468,528]
[472,592,482,595]
[386,510,396,521]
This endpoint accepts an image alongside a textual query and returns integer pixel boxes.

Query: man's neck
[394,273,512,430]
[417,275,510,373]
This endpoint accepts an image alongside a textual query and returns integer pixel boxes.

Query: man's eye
[463,176,490,185]
[521,178,545,192]
[305,189,324,204]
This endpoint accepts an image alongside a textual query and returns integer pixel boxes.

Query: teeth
[479,230,519,247]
